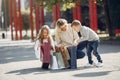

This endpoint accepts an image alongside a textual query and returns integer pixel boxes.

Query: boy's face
[72,25,80,32]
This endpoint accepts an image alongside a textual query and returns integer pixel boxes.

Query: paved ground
[0,39,120,80]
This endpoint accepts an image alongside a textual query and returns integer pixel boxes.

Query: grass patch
[100,36,120,42]
[23,35,30,40]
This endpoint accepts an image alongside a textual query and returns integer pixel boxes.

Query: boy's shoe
[96,62,103,67]
[84,62,95,68]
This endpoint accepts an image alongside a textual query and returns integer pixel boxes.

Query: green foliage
[23,35,30,40]
[96,0,104,6]
[35,0,95,12]
[61,2,75,11]
[35,0,82,12]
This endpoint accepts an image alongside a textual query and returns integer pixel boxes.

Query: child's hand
[77,39,80,43]
[51,46,54,51]
[61,45,64,48]
[74,39,80,45]
[40,44,43,47]
[40,43,45,47]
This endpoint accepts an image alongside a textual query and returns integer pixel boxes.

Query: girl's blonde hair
[36,25,51,41]
[35,25,55,50]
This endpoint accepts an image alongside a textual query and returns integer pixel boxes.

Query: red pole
[18,0,23,40]
[76,2,82,22]
[56,3,61,19]
[39,8,42,29]
[38,1,44,29]
[30,0,34,40]
[73,6,77,20]
[40,7,44,26]
[9,0,13,40]
[53,5,57,26]
[53,3,60,27]
[13,0,18,40]
[93,0,98,32]
[89,0,94,31]
[89,0,98,32]
[73,1,82,22]
[39,8,44,28]
[35,3,39,35]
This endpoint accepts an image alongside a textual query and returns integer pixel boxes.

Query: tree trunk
[89,0,98,32]
[30,0,34,40]
[103,0,115,37]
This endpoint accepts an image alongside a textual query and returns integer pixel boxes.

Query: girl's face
[42,29,48,38]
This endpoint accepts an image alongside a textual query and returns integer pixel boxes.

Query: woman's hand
[55,46,60,52]
[55,45,65,52]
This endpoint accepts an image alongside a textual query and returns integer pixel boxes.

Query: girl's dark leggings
[42,63,49,69]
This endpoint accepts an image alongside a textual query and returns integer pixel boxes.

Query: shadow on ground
[6,66,120,78]
[73,71,111,77]
[5,67,91,75]
[5,66,104,75]
[5,67,49,75]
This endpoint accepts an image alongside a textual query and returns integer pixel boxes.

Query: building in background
[0,0,2,30]
[1,0,9,30]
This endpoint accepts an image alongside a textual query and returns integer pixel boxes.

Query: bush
[22,14,30,35]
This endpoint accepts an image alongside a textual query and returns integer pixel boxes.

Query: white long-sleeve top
[55,24,79,47]
[80,26,99,41]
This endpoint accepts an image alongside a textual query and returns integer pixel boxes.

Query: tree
[103,0,120,37]
[36,0,119,37]
[22,14,30,36]
[2,0,10,30]
[35,0,81,12]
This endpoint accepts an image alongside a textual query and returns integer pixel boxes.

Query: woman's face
[60,24,67,32]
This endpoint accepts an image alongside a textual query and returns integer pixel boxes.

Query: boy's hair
[56,18,67,28]
[71,20,81,27]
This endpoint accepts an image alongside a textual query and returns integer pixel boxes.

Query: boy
[71,20,103,67]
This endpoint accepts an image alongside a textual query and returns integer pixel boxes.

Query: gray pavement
[0,39,120,80]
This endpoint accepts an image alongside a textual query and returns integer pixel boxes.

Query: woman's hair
[56,18,67,28]
[55,18,68,33]
[71,20,81,27]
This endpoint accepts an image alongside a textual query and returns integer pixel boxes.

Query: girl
[35,25,54,69]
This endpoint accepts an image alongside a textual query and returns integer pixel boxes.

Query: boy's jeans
[87,40,102,64]
[76,41,88,59]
